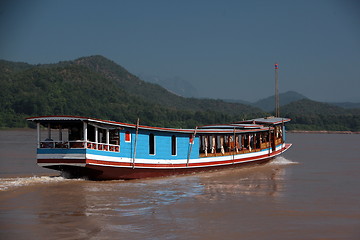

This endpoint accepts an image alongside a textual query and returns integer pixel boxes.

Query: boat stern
[36,148,87,168]
[36,148,105,178]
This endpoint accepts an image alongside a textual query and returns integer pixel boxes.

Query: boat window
[171,135,177,156]
[125,131,131,142]
[149,133,155,155]
[87,125,95,142]
[199,130,276,158]
[110,130,120,145]
[249,134,254,150]
[255,133,261,149]
[98,129,106,143]
[69,125,83,141]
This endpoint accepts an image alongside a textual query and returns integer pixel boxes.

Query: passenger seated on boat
[55,141,68,148]
[235,136,240,153]
[249,135,253,151]
[228,136,235,152]
[243,138,250,151]
[43,138,54,148]
[69,127,81,141]
[220,136,225,154]
[204,137,208,156]
[211,136,216,154]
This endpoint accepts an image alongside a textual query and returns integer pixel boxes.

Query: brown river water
[0,130,359,240]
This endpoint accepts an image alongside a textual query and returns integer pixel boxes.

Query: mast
[274,63,280,117]
[187,126,198,167]
[132,118,140,169]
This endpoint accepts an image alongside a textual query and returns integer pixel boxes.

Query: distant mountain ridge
[330,102,360,109]
[224,91,308,112]
[253,91,308,112]
[72,56,263,115]
[138,74,199,98]
[281,98,360,131]
[225,91,360,112]
[0,55,264,128]
[1,55,359,131]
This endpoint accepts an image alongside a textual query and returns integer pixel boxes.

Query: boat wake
[0,176,81,191]
[268,156,299,165]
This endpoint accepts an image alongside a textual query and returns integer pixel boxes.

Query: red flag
[275,63,279,69]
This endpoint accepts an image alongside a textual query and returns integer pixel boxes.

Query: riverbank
[287,130,360,134]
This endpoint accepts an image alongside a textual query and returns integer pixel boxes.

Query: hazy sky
[1,0,359,102]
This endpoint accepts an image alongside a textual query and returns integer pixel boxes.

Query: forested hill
[73,56,263,114]
[253,91,308,112]
[281,99,360,131]
[0,56,264,128]
[1,55,359,131]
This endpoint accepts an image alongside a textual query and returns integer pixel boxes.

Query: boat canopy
[27,115,288,134]
[26,115,195,133]
[235,117,291,125]
[198,124,263,129]
[196,122,271,133]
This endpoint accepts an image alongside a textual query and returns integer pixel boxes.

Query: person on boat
[43,138,54,148]
[220,136,225,154]
[204,137,208,156]
[211,136,216,154]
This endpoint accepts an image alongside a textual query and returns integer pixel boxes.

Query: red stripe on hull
[86,144,290,169]
[38,159,86,164]
[86,154,268,169]
[86,157,274,180]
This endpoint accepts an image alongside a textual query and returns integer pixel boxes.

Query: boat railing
[39,140,120,152]
[86,141,120,152]
[199,141,278,158]
[199,147,263,158]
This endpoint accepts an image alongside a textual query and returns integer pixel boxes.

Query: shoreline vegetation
[1,55,360,132]
[287,130,360,134]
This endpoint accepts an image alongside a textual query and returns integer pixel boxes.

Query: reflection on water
[82,177,206,218]
[205,157,298,199]
[200,167,286,201]
[197,157,298,202]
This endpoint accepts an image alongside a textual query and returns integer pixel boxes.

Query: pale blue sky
[1,0,359,102]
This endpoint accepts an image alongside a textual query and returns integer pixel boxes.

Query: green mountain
[1,55,359,131]
[0,56,264,128]
[73,56,267,116]
[253,91,308,112]
[220,98,252,106]
[281,99,360,131]
[223,88,360,132]
[330,102,360,109]
[138,74,199,98]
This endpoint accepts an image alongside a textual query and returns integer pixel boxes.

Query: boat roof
[196,123,271,134]
[198,123,263,129]
[27,115,196,133]
[236,117,291,125]
[26,115,280,134]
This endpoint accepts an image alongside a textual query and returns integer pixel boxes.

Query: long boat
[27,115,292,180]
